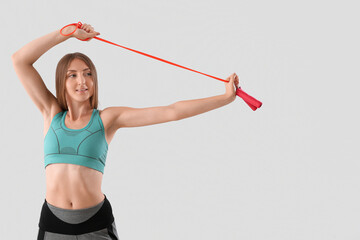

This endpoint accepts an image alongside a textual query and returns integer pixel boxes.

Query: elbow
[11,52,21,65]
[11,52,31,66]
[11,53,17,63]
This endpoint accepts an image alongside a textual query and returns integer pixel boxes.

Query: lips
[76,89,88,92]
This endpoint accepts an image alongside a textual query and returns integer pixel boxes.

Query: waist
[39,194,114,235]
[45,163,104,209]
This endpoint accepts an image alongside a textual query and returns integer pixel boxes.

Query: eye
[68,74,76,78]
[87,72,92,76]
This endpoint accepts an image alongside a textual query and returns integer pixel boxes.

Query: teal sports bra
[44,109,109,174]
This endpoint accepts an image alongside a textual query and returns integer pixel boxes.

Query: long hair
[55,52,98,111]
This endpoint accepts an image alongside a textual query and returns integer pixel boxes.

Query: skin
[12,23,239,210]
[44,58,105,209]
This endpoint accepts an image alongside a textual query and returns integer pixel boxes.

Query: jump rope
[60,22,262,111]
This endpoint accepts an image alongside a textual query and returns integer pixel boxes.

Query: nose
[77,74,86,85]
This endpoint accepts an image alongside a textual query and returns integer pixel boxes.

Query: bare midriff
[45,163,105,210]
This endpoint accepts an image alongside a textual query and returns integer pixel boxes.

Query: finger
[83,24,91,32]
[233,74,239,84]
[227,73,235,82]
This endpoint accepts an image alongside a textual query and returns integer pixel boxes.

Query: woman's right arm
[11,23,99,116]
[11,25,77,117]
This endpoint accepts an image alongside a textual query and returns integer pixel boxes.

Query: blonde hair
[55,52,98,111]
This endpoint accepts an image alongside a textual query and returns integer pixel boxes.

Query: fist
[224,73,239,102]
[73,23,100,41]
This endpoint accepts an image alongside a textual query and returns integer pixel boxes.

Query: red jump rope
[60,22,262,111]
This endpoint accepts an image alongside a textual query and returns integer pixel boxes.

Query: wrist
[223,93,235,104]
[60,25,77,38]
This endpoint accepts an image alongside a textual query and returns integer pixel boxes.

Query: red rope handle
[60,22,262,110]
[60,22,80,37]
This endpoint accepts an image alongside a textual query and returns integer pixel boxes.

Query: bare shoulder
[99,107,120,122]
[98,106,124,131]
[99,107,126,145]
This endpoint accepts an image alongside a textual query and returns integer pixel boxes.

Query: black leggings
[37,194,119,240]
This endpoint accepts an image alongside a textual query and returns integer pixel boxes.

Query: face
[65,58,94,103]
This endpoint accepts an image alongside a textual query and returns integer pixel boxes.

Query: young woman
[11,23,239,240]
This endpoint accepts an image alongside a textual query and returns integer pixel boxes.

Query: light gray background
[1,0,359,239]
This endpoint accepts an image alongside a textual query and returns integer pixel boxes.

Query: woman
[11,23,239,240]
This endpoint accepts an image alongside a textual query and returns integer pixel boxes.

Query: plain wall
[1,0,359,239]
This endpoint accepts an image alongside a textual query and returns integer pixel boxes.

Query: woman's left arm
[104,73,239,129]
[173,73,239,120]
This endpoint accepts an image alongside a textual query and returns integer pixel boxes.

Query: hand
[224,73,239,102]
[72,23,100,41]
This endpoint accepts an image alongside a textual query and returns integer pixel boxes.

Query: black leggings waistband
[38,195,115,235]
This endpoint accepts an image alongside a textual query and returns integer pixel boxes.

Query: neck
[66,107,93,121]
